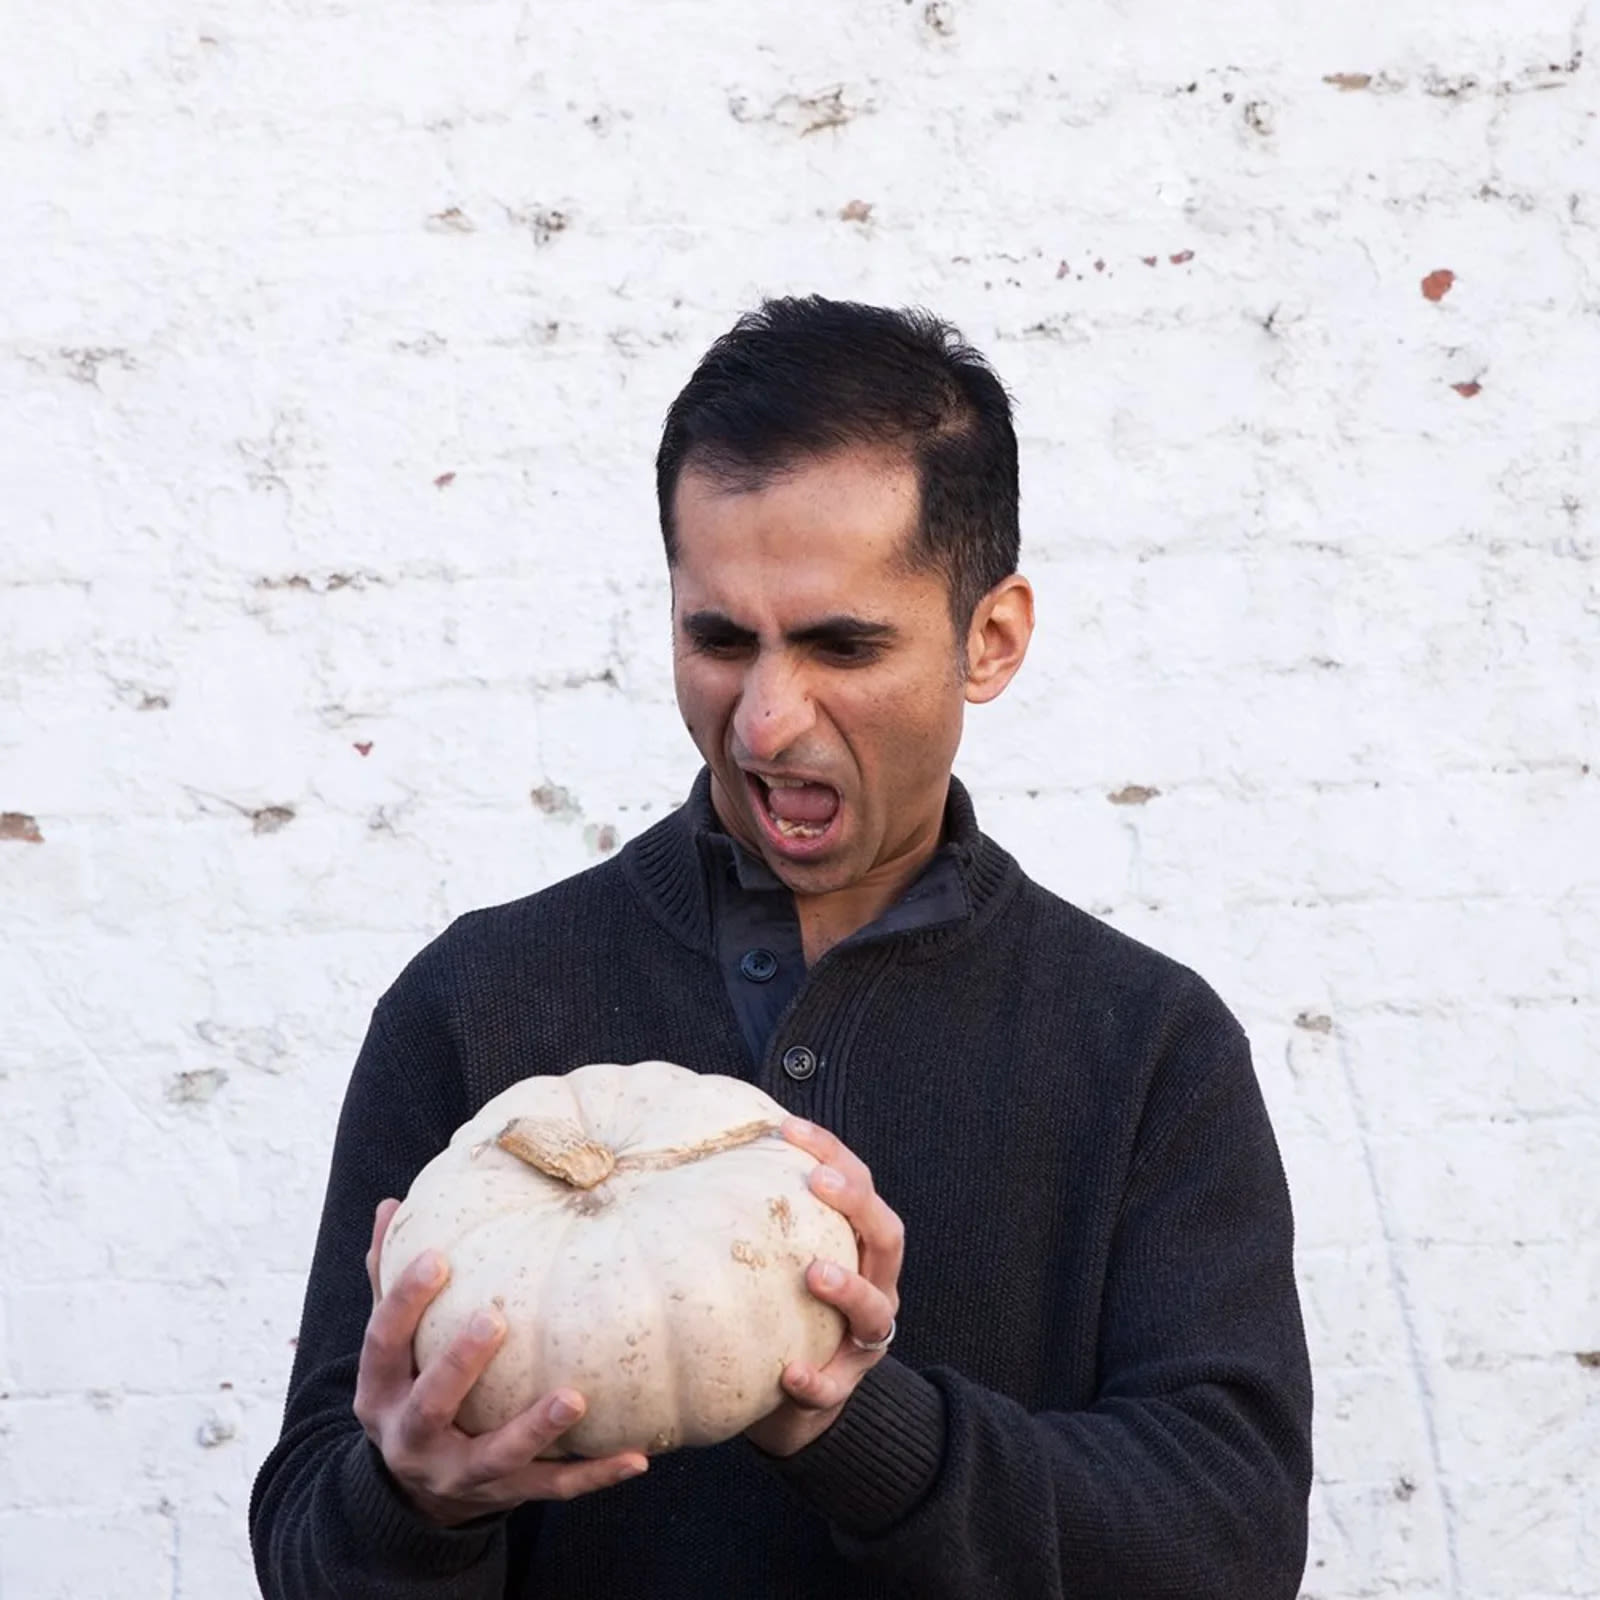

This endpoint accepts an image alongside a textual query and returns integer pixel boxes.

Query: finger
[806,1260,897,1342]
[467,1388,596,1482]
[360,1249,450,1398]
[778,1359,853,1413]
[500,1449,649,1504]
[854,1194,905,1287]
[366,1199,403,1304]
[783,1118,873,1191]
[397,1306,507,1451]
[805,1162,896,1265]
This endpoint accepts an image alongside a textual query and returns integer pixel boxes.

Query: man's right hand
[353,1198,649,1527]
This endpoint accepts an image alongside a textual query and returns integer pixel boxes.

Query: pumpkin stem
[496,1117,617,1189]
[616,1119,780,1173]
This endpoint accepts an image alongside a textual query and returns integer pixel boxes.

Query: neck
[793,861,933,964]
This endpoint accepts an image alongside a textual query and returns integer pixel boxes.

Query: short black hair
[656,296,1019,627]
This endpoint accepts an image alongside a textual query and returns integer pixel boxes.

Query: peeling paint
[531,782,581,819]
[426,206,474,233]
[250,805,296,834]
[166,1068,228,1105]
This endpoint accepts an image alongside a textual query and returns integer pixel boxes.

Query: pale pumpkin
[379,1060,859,1457]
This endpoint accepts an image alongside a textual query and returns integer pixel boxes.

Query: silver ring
[850,1315,896,1354]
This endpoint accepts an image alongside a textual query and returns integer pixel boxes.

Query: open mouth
[743,771,843,854]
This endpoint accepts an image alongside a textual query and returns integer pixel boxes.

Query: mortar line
[1334,1020,1462,1596]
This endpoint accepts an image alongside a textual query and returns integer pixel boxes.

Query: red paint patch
[433,471,456,488]
[1453,380,1482,398]
[1421,269,1455,301]
[0,811,43,843]
[1169,250,1195,265]
[354,741,373,756]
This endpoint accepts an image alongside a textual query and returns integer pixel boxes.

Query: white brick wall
[2,1,1596,1594]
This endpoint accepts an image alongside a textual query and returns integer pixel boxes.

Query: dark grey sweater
[250,776,1313,1599]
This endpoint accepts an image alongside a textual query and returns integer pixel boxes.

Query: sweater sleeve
[249,979,526,1600]
[770,1011,1314,1600]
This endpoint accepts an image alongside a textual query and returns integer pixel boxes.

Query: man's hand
[353,1199,649,1527]
[744,1119,905,1459]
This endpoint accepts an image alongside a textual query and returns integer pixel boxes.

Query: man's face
[670,446,968,900]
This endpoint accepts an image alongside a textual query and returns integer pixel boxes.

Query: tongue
[765,782,839,824]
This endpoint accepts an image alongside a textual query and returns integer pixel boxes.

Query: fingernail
[417,1250,446,1284]
[469,1310,503,1340]
[815,1166,844,1191]
[817,1261,845,1288]
[785,1117,814,1138]
[550,1394,582,1426]
[618,1462,646,1480]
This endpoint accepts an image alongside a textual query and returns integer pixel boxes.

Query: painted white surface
[2,1,1596,1594]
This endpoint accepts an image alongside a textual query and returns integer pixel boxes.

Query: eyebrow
[681,610,898,648]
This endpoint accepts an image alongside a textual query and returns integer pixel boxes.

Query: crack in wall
[1334,1019,1462,1595]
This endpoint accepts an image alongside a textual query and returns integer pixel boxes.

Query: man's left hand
[744,1117,905,1458]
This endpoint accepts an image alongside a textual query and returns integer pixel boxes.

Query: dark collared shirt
[697,820,971,1067]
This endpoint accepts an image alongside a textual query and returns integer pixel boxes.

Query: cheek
[844,678,960,782]
[674,663,729,746]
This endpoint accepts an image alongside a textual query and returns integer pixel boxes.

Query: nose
[733,653,816,764]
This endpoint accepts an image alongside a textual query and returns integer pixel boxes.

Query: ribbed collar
[621,768,1020,961]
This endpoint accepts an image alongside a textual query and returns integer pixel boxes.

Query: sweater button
[739,948,778,983]
[781,1045,818,1081]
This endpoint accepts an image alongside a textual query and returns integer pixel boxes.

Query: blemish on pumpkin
[1142,256,1158,267]
[839,199,873,223]
[1295,1012,1334,1034]
[1453,380,1482,398]
[433,471,456,488]
[1324,72,1374,91]
[0,812,44,843]
[1107,784,1160,806]
[730,1239,767,1269]
[768,1196,795,1235]
[1421,269,1455,302]
[354,741,373,756]
[1576,1350,1600,1368]
[1169,249,1195,265]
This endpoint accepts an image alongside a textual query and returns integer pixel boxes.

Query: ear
[964,576,1034,705]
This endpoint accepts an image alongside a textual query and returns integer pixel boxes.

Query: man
[251,296,1313,1597]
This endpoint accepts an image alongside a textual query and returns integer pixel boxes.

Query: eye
[687,630,752,659]
[818,639,883,666]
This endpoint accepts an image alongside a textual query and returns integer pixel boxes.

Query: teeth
[763,776,811,789]
[774,817,824,839]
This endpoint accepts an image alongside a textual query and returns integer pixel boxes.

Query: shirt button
[739,948,779,983]
[781,1045,818,1081]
